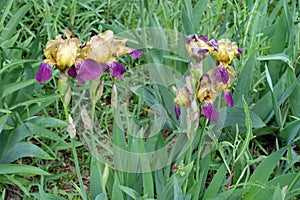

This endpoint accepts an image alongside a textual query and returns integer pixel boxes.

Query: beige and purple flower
[173,35,242,122]
[186,34,218,61]
[36,30,144,84]
[35,30,82,84]
[81,30,144,78]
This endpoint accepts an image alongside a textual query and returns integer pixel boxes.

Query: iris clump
[35,30,144,84]
[174,34,242,122]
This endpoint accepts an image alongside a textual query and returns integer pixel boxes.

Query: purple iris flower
[68,59,103,84]
[186,34,198,43]
[129,49,145,59]
[214,66,229,84]
[174,105,181,120]
[35,62,54,84]
[199,35,209,43]
[199,35,218,51]
[191,48,209,60]
[109,62,126,79]
[224,90,234,107]
[201,101,219,121]
[208,39,218,52]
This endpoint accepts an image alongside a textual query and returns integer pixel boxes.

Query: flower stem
[196,118,209,182]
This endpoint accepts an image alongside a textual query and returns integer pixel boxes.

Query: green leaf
[182,7,194,34]
[233,53,255,106]
[112,174,124,200]
[1,79,36,98]
[252,69,294,122]
[139,145,154,197]
[267,13,289,82]
[234,97,253,163]
[272,184,284,200]
[0,142,53,163]
[244,147,287,199]
[265,64,282,128]
[12,122,66,145]
[0,59,38,75]
[19,94,60,118]
[95,193,107,200]
[254,173,300,199]
[192,0,208,29]
[203,164,227,199]
[280,120,300,144]
[0,0,14,29]
[119,185,141,200]
[257,53,293,70]
[30,117,67,128]
[0,164,50,175]
[0,3,32,42]
[223,106,265,128]
[90,157,104,200]
[174,177,184,200]
[157,162,194,200]
[0,114,10,134]
[288,78,300,118]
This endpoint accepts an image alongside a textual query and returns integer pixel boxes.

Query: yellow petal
[56,40,79,70]
[87,30,130,63]
[174,87,190,107]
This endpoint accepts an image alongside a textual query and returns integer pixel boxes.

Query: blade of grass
[203,164,227,199]
[0,3,32,42]
[265,64,283,128]
[244,147,287,199]
[0,164,50,175]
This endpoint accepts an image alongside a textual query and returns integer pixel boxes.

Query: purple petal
[174,105,181,120]
[208,39,218,52]
[102,64,110,72]
[199,35,209,43]
[200,73,212,84]
[76,59,103,84]
[201,101,219,121]
[191,48,209,60]
[224,90,234,107]
[238,48,243,56]
[129,49,145,59]
[214,66,229,84]
[68,66,77,78]
[81,41,87,49]
[110,62,126,79]
[186,34,198,43]
[35,62,53,84]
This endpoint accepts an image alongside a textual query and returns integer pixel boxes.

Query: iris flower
[213,39,240,65]
[78,30,144,79]
[174,35,242,122]
[35,30,81,84]
[224,89,234,107]
[186,34,218,61]
[201,100,219,121]
[35,30,103,84]
[35,30,144,84]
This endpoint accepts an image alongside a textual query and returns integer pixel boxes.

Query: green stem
[63,96,87,200]
[63,104,69,121]
[196,118,209,182]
